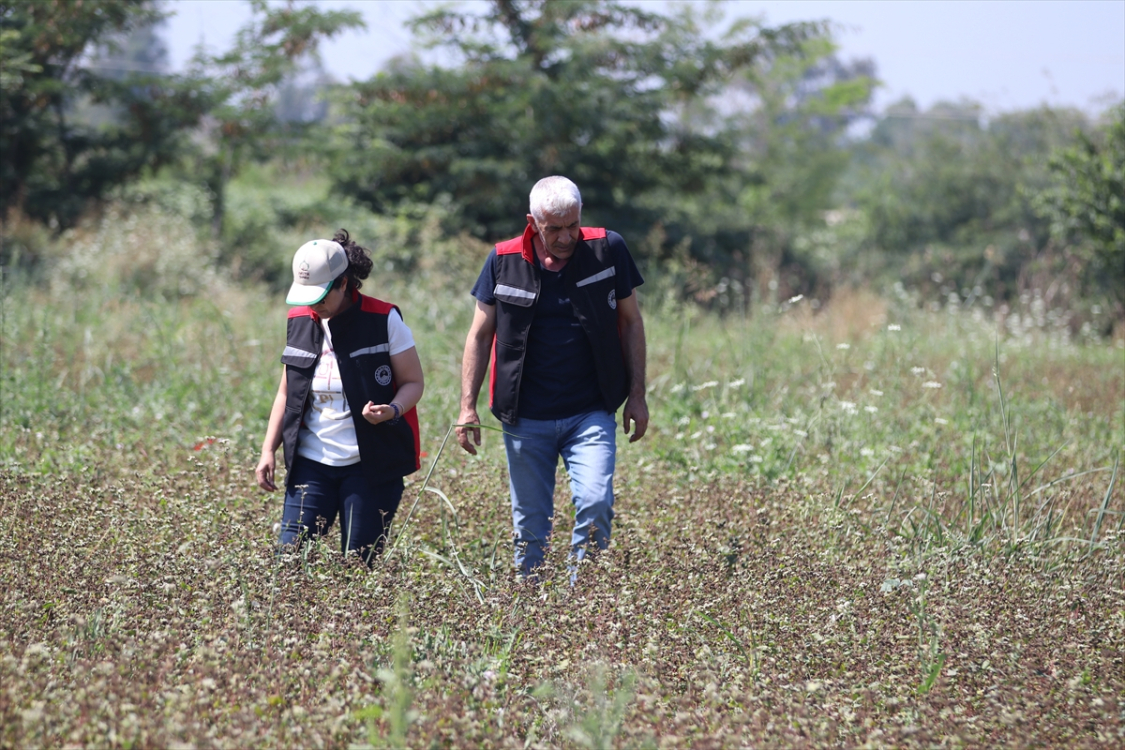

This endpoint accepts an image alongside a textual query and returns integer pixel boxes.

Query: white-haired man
[456,175,649,580]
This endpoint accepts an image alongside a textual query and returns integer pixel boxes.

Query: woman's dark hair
[332,229,374,291]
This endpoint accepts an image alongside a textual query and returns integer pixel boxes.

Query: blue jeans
[278,456,404,564]
[502,409,617,575]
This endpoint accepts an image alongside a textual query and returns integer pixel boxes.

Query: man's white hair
[529,176,582,222]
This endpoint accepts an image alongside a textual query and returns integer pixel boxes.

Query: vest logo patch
[375,365,393,386]
[608,289,617,310]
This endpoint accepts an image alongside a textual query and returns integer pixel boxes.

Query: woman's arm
[361,347,424,424]
[255,367,288,491]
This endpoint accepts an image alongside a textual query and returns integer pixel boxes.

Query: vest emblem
[608,289,617,310]
[375,365,393,386]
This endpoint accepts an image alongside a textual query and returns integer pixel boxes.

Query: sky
[162,0,1125,115]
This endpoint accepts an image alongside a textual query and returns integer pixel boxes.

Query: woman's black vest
[280,293,420,488]
[489,225,627,425]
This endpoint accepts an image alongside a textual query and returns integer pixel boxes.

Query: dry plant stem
[1086,452,1119,558]
[386,423,457,557]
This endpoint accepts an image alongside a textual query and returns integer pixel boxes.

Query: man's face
[529,205,581,260]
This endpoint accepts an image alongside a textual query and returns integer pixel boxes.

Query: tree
[844,99,1089,300]
[326,0,826,251]
[0,0,361,235]
[679,36,876,298]
[1034,104,1125,311]
[184,0,362,238]
[0,0,207,227]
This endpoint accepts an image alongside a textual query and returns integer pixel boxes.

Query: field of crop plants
[1,206,1123,748]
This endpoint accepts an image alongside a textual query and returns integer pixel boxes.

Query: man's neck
[532,234,569,272]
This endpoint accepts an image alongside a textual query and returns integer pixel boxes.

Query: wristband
[390,402,402,423]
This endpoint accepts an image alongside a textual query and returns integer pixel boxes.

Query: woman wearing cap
[255,230,424,564]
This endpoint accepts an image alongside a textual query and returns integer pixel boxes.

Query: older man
[456,176,648,578]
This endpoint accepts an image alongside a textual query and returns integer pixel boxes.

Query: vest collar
[519,222,537,264]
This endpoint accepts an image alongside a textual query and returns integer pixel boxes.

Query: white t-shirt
[297,309,415,466]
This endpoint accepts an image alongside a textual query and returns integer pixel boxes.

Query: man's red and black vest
[280,293,420,489]
[489,224,627,425]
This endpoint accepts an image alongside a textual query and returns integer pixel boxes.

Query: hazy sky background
[162,0,1125,114]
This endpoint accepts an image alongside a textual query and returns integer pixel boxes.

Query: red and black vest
[280,293,420,488]
[489,224,627,425]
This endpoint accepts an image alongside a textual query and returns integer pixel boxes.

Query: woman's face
[310,279,351,319]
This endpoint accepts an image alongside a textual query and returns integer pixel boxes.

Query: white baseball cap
[286,239,349,305]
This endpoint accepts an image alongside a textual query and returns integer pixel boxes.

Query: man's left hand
[622,394,649,442]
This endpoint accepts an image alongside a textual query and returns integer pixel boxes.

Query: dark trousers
[278,455,404,564]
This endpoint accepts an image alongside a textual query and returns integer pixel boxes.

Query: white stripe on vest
[283,345,317,361]
[575,267,616,287]
[494,284,536,300]
[350,344,391,358]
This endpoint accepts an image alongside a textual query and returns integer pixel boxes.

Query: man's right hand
[456,409,482,454]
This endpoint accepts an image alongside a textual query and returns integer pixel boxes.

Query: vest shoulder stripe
[350,344,390,358]
[287,306,315,319]
[575,266,616,287]
[580,227,607,240]
[283,345,317,360]
[495,283,536,300]
[496,237,524,255]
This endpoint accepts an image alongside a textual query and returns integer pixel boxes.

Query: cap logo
[298,260,311,280]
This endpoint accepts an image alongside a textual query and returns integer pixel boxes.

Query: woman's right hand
[256,452,278,492]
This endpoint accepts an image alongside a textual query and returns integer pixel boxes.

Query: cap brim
[286,281,331,306]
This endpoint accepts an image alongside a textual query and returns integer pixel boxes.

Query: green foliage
[846,100,1075,290]
[0,0,360,244]
[0,0,211,228]
[183,0,363,240]
[843,99,1122,315]
[1033,104,1125,311]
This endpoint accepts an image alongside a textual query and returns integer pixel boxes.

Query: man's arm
[617,291,648,442]
[456,300,498,454]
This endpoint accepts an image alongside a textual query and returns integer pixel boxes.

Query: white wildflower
[860,447,875,457]
[911,367,926,376]
[934,417,949,425]
[865,406,878,413]
[692,380,719,391]
[732,444,754,453]
[750,455,764,463]
[869,389,884,396]
[728,378,746,388]
[923,381,942,389]
[839,401,858,414]
[787,294,804,304]
[836,343,850,350]
[888,324,901,331]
